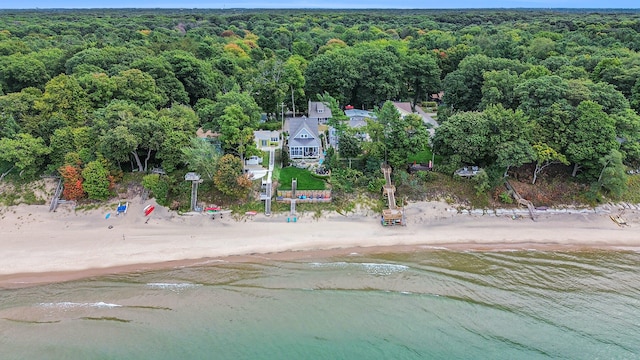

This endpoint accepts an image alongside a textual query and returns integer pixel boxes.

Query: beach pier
[381,164,405,226]
[263,148,276,216]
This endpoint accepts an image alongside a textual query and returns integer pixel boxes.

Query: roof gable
[294,128,315,139]
[392,102,413,116]
[308,100,333,119]
[289,117,318,136]
[288,117,320,148]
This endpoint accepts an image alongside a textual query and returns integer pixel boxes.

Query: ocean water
[1,249,639,359]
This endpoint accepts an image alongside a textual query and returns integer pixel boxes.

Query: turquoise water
[1,250,640,359]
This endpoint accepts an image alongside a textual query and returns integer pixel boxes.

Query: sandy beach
[1,195,639,287]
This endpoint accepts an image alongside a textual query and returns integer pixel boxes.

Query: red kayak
[144,205,155,216]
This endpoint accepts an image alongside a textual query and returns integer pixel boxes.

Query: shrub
[416,170,436,182]
[367,177,386,193]
[257,121,282,131]
[499,191,513,204]
[59,164,85,200]
[281,147,290,167]
[214,154,252,199]
[473,169,491,196]
[82,160,111,200]
[142,174,169,205]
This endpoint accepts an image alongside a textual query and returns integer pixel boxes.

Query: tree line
[1,9,639,203]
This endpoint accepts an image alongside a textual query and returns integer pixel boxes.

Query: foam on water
[309,261,408,275]
[361,262,409,275]
[37,301,122,309]
[146,282,202,290]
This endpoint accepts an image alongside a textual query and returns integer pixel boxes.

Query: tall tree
[402,52,441,111]
[515,75,568,118]
[495,139,535,178]
[163,50,221,105]
[479,70,519,110]
[304,50,359,106]
[338,132,362,169]
[95,101,160,172]
[612,109,640,168]
[354,46,402,109]
[433,111,491,165]
[35,74,92,130]
[201,90,261,132]
[218,104,257,164]
[155,105,199,172]
[249,57,288,118]
[112,69,164,109]
[444,55,526,112]
[77,72,117,109]
[377,101,429,169]
[282,55,307,117]
[132,56,190,106]
[181,137,221,181]
[566,101,618,179]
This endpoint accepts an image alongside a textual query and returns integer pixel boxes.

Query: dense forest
[1,9,640,208]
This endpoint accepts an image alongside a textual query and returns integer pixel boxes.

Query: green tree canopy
[402,52,441,111]
[181,137,221,181]
[82,159,112,200]
[566,101,618,179]
[433,111,491,165]
[218,104,258,163]
[201,90,261,132]
[213,154,252,199]
[0,133,50,178]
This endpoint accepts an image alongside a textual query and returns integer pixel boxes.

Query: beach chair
[116,202,128,215]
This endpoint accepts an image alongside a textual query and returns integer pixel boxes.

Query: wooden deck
[381,164,405,226]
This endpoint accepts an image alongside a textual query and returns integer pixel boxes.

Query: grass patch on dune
[622,175,640,203]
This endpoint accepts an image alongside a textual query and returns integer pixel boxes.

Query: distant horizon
[4,7,640,10]
[1,0,638,10]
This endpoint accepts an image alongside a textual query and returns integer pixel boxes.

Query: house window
[270,137,279,142]
[261,140,267,146]
[291,147,303,156]
[304,147,318,157]
[299,133,309,139]
[317,108,324,113]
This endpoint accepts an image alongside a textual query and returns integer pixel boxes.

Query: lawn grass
[407,148,444,164]
[278,166,326,190]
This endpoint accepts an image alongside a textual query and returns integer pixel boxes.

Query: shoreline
[2,241,638,289]
[1,198,638,288]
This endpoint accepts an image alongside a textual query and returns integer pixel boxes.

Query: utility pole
[281,102,285,131]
